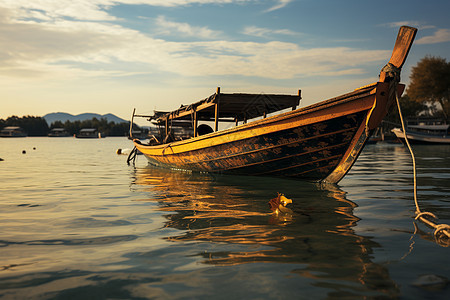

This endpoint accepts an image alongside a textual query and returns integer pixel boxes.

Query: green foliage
[406,56,450,120]
[1,116,140,137]
[51,117,140,136]
[0,115,49,136]
[385,95,427,126]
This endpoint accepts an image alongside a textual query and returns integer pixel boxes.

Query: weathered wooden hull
[134,82,404,183]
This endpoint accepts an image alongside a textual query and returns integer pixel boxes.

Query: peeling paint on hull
[146,112,366,180]
[134,82,400,184]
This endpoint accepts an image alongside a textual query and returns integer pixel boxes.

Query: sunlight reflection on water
[0,138,449,299]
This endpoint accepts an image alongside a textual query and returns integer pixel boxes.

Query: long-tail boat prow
[131,26,417,184]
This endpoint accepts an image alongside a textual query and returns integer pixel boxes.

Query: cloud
[416,29,450,45]
[2,0,117,21]
[242,26,297,38]
[265,0,293,12]
[154,16,221,39]
[148,41,389,79]
[380,21,435,30]
[3,1,254,22]
[0,2,390,84]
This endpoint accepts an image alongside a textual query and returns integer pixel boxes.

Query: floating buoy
[116,148,132,155]
[22,150,26,154]
[33,147,36,150]
[0,158,4,161]
[269,193,293,214]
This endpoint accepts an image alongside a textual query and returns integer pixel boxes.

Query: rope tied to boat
[395,86,450,244]
[127,146,138,165]
[381,63,401,82]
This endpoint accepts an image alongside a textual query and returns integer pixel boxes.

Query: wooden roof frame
[154,87,301,126]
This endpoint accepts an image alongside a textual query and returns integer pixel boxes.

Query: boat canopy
[145,87,301,127]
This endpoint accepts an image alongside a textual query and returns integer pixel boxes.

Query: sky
[1,0,450,125]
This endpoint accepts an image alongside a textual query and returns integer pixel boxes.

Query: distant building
[48,128,70,137]
[0,126,27,137]
[76,128,103,138]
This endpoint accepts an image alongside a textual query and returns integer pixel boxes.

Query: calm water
[0,137,449,299]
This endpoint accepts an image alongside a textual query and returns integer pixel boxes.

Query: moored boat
[392,118,450,144]
[131,26,417,184]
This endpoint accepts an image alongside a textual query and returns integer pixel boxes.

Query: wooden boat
[131,26,417,184]
[392,118,450,144]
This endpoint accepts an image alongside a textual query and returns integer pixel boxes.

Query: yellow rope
[394,87,450,242]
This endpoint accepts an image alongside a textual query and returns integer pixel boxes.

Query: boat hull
[134,82,402,183]
[392,128,450,144]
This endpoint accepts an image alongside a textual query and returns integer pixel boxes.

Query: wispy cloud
[3,1,254,21]
[154,16,221,39]
[242,26,297,38]
[2,0,117,21]
[0,1,390,84]
[265,0,293,12]
[379,21,435,30]
[417,29,450,45]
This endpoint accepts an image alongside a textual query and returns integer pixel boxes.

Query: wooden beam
[380,26,417,82]
[214,88,220,132]
[193,109,198,137]
[166,102,216,121]
[388,26,417,69]
[165,117,169,138]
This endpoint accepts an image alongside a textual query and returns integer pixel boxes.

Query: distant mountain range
[43,112,128,124]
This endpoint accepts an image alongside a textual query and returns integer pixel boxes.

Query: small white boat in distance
[392,119,450,144]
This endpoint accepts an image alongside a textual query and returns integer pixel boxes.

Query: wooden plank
[389,26,417,69]
[215,86,220,131]
[193,110,198,137]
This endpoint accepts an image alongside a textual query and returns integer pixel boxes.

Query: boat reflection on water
[131,166,400,297]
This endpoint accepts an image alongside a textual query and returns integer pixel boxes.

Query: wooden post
[214,87,220,132]
[165,117,169,138]
[297,89,302,108]
[214,103,219,132]
[193,109,198,137]
[129,108,135,138]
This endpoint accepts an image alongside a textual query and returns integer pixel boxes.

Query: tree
[406,56,450,120]
[50,120,65,129]
[1,115,49,136]
[384,94,427,128]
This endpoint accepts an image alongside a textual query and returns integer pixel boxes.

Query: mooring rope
[394,86,450,242]
[127,146,138,165]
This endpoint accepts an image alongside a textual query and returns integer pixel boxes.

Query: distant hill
[43,112,128,125]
